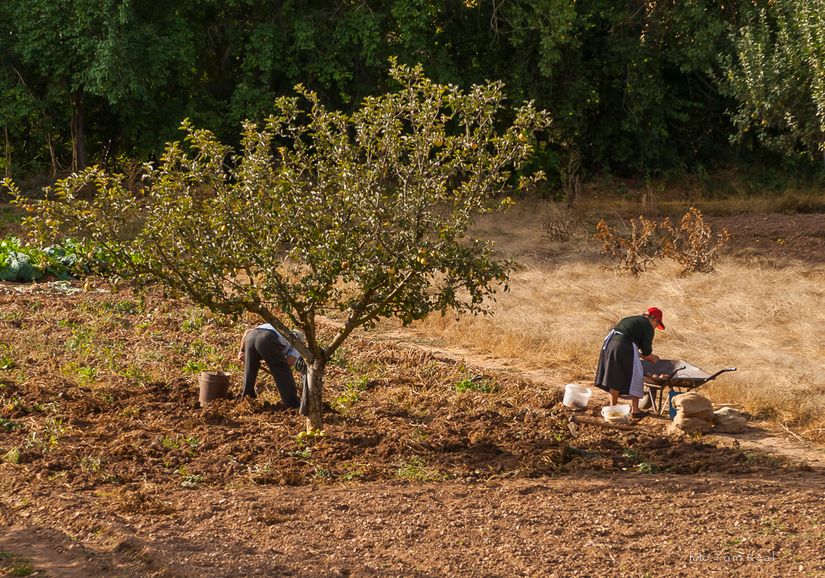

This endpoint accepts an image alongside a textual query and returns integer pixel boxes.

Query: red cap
[646,307,665,330]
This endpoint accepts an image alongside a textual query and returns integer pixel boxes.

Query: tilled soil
[1,285,824,576]
[709,213,825,264]
[1,475,823,577]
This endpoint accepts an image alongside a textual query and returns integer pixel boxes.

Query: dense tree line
[2,0,823,184]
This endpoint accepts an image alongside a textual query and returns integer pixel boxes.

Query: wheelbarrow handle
[705,367,737,381]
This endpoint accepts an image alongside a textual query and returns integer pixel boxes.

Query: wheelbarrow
[640,359,736,416]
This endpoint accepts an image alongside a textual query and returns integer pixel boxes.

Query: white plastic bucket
[563,384,592,409]
[601,404,631,424]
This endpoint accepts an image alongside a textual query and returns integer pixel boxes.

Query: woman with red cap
[594,307,665,418]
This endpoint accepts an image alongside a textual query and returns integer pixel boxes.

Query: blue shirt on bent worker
[256,324,301,360]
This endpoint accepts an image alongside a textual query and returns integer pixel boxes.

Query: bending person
[237,323,303,409]
[594,307,664,418]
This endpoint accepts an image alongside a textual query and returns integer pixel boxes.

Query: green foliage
[61,363,99,386]
[0,344,15,370]
[106,298,143,316]
[332,376,371,412]
[176,467,204,488]
[161,434,200,453]
[635,461,659,474]
[1,396,29,416]
[539,0,741,174]
[65,326,94,354]
[1,0,200,171]
[295,428,326,447]
[0,237,46,281]
[181,308,209,333]
[79,455,102,473]
[454,375,497,394]
[2,447,21,464]
[183,360,207,374]
[395,456,445,481]
[24,416,65,454]
[0,551,33,577]
[0,418,21,431]
[725,0,825,162]
[0,0,786,184]
[340,463,365,481]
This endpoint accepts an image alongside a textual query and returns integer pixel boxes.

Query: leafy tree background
[3,0,822,184]
[724,0,825,165]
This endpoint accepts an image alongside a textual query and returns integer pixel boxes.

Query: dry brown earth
[1,211,825,577]
[710,213,825,263]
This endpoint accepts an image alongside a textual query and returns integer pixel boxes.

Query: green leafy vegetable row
[0,237,111,282]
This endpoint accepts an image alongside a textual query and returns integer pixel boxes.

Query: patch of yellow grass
[411,200,825,436]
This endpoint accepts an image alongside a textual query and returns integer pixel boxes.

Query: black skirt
[594,333,636,395]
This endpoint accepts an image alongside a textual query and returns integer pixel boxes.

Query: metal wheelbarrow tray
[641,359,737,415]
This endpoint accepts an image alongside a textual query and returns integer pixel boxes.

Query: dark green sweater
[614,315,654,356]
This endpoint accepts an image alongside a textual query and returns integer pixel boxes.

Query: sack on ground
[713,407,748,433]
[668,413,713,435]
[672,392,713,419]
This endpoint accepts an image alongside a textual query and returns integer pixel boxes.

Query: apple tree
[13,62,550,431]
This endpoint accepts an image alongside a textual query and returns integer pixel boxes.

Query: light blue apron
[601,330,645,399]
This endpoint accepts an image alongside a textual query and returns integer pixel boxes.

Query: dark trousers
[242,329,300,408]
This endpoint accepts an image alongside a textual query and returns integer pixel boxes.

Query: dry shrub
[542,203,579,241]
[594,216,662,276]
[662,207,730,274]
[595,208,730,276]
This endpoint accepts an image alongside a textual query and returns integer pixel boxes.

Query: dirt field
[1,283,824,577]
[2,206,825,576]
[2,475,824,577]
[711,212,825,264]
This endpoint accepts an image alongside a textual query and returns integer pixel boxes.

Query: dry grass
[408,199,825,437]
[575,193,825,217]
[578,173,825,216]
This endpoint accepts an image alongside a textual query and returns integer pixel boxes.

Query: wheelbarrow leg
[649,386,663,414]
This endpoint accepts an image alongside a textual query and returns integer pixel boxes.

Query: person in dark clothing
[237,324,303,408]
[594,307,665,417]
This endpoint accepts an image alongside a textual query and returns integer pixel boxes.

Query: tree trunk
[3,127,10,178]
[47,133,58,178]
[70,88,86,172]
[562,150,581,209]
[304,360,325,432]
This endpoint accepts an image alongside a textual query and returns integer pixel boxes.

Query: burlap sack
[713,407,748,433]
[668,413,713,435]
[672,392,713,418]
